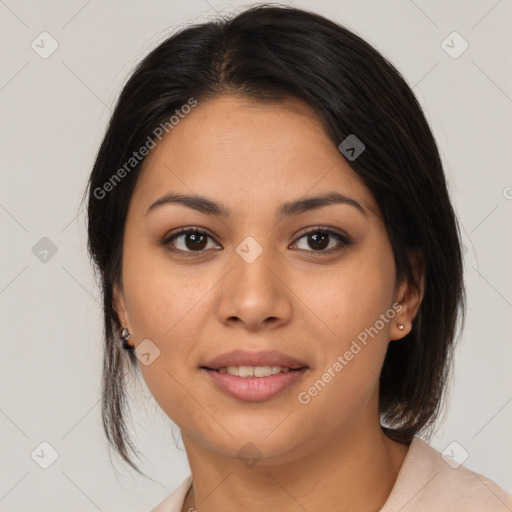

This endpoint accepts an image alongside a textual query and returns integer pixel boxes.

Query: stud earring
[120,327,134,349]
[397,323,405,331]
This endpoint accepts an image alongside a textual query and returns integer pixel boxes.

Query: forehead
[132,95,378,217]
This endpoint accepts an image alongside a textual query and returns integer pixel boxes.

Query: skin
[114,95,424,512]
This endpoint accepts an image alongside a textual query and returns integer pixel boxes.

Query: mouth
[200,350,309,402]
[204,365,303,377]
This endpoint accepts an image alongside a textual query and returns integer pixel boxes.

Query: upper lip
[202,350,308,370]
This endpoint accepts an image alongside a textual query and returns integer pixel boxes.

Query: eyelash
[161,226,352,256]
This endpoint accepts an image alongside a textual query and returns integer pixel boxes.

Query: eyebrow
[145,191,366,218]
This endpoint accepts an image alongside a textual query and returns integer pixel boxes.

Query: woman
[85,5,511,511]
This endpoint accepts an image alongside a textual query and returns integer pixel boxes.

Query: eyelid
[293,225,351,241]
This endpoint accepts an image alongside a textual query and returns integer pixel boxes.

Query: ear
[390,251,425,341]
[113,282,132,333]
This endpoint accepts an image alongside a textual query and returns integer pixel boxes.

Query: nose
[216,242,293,332]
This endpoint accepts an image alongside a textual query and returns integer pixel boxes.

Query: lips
[201,350,307,370]
[200,350,309,402]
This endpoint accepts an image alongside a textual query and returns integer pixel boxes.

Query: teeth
[222,366,293,377]
[238,365,253,378]
[226,366,239,376]
[254,366,271,377]
[270,366,281,375]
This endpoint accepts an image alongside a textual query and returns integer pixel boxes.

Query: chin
[190,413,313,464]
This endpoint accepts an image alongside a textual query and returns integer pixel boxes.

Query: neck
[181,420,410,512]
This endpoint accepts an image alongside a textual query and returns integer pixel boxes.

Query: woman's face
[115,95,413,464]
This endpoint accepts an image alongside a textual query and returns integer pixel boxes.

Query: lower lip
[202,368,307,402]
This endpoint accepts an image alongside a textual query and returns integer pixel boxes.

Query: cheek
[123,250,209,340]
[121,250,219,426]
[297,251,396,344]
[293,244,396,402]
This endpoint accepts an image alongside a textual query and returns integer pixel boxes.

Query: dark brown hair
[85,4,465,474]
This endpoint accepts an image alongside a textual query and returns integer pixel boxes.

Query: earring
[397,323,405,331]
[120,327,134,349]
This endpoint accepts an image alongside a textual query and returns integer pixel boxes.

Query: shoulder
[381,437,512,511]
[150,475,192,512]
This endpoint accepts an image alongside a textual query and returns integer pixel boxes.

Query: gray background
[1,0,511,510]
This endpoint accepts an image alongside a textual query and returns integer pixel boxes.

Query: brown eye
[183,232,208,251]
[292,229,351,253]
[307,232,329,250]
[163,228,220,253]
